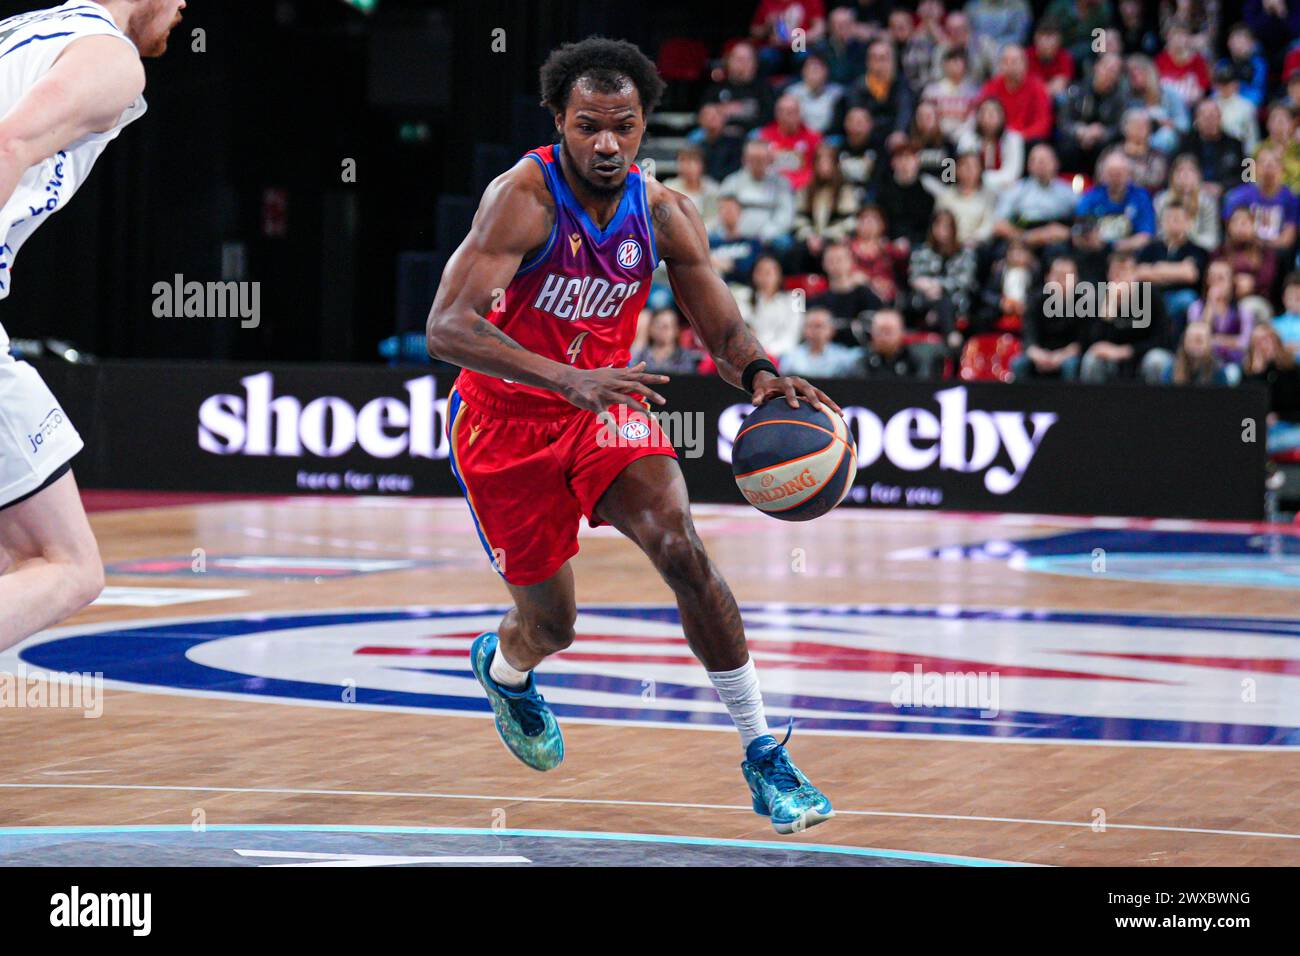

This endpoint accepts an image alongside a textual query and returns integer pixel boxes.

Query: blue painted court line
[0,824,1030,866]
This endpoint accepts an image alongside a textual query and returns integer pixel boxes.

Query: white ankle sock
[707,658,770,749]
[489,644,530,689]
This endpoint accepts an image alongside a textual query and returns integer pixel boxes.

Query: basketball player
[0,1,185,651]
[428,38,841,833]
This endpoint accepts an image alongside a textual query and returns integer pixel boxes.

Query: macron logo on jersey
[531,273,641,323]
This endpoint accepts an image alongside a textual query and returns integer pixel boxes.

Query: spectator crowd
[630,0,1300,453]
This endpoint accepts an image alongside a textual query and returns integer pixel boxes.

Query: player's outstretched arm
[0,36,144,211]
[651,180,841,413]
[427,164,667,414]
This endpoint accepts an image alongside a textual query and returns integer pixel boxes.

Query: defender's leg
[0,471,104,652]
[594,455,833,833]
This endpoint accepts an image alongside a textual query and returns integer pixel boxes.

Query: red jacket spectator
[1027,47,1074,91]
[979,73,1053,142]
[759,97,823,192]
[1155,49,1211,104]
[751,0,826,45]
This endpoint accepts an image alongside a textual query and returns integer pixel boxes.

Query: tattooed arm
[649,178,842,412]
[427,159,667,414]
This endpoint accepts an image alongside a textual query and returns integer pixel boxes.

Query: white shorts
[0,355,84,510]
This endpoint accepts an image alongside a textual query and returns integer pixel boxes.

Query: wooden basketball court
[0,492,1296,866]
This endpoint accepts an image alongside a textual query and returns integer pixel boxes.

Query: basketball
[731,400,857,521]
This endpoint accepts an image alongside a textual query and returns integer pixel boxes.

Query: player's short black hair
[539,37,666,117]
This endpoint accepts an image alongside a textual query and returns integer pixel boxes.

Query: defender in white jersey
[0,0,184,651]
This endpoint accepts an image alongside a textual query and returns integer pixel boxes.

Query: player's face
[558,79,645,198]
[132,0,187,58]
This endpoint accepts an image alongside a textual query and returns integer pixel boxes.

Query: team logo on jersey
[568,232,582,256]
[620,420,651,441]
[13,605,1298,747]
[617,239,642,270]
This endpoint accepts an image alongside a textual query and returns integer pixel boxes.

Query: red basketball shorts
[445,387,678,586]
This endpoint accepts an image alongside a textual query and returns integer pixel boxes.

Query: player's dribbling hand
[751,371,842,416]
[562,362,670,415]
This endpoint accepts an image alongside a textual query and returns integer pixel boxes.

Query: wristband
[741,358,778,394]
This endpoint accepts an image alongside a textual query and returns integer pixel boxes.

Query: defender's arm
[0,36,144,210]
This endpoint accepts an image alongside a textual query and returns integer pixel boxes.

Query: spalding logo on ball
[731,399,857,521]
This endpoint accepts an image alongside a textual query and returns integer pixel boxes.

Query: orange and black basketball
[731,400,857,521]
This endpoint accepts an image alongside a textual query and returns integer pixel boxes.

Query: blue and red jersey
[454,143,660,419]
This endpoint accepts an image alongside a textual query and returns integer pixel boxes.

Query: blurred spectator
[1180,99,1244,196]
[877,142,937,247]
[664,146,719,230]
[708,195,763,283]
[1076,150,1156,252]
[1012,254,1084,379]
[780,307,866,377]
[1245,0,1300,77]
[863,308,923,377]
[992,142,1078,250]
[923,48,980,138]
[1164,319,1230,384]
[905,0,950,90]
[687,102,745,182]
[1125,53,1189,154]
[1218,22,1268,106]
[957,96,1025,190]
[832,106,885,197]
[1216,205,1279,303]
[1114,111,1170,193]
[887,9,931,94]
[631,308,703,374]
[1255,105,1300,194]
[1077,252,1173,383]
[907,208,979,341]
[1241,320,1300,453]
[1056,52,1128,174]
[848,204,908,301]
[1156,22,1211,107]
[1027,18,1075,98]
[719,139,797,247]
[814,6,870,86]
[1274,272,1300,353]
[975,236,1037,326]
[1117,0,1161,56]
[794,144,861,267]
[1187,259,1252,364]
[809,241,884,343]
[909,99,953,179]
[979,43,1054,144]
[1044,0,1114,64]
[934,11,996,85]
[1222,144,1299,254]
[965,0,1033,55]
[922,150,997,245]
[736,255,803,356]
[837,40,915,141]
[1136,200,1208,329]
[703,41,774,134]
[1281,63,1300,113]
[751,0,827,62]
[1209,63,1260,153]
[785,53,844,134]
[759,94,823,192]
[1155,153,1221,249]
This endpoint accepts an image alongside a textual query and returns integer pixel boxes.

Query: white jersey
[0,1,145,353]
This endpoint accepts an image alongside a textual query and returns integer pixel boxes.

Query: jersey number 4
[565,331,589,364]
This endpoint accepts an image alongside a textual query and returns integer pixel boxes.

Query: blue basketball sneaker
[470,632,564,772]
[742,726,833,834]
